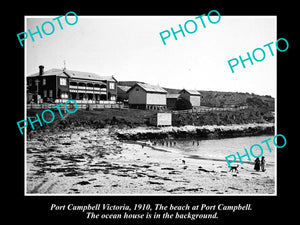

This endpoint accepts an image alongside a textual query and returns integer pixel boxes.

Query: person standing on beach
[254,158,260,171]
[261,156,266,172]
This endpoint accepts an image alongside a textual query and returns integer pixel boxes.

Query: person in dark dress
[254,158,260,171]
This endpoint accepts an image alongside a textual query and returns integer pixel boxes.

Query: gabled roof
[127,82,167,94]
[28,68,116,82]
[179,89,202,96]
[118,85,131,92]
[28,68,68,77]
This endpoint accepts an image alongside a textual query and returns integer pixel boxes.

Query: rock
[161,167,175,170]
[198,167,215,173]
[148,181,164,185]
[62,142,72,145]
[168,170,181,175]
[75,181,91,185]
[228,186,243,191]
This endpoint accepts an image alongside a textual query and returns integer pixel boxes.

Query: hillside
[198,91,274,110]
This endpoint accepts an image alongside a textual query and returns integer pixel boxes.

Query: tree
[175,98,192,110]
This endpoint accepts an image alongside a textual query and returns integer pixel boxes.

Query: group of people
[141,140,177,148]
[254,156,266,172]
[152,140,200,147]
[153,140,176,147]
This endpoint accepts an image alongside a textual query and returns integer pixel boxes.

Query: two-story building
[27,65,117,103]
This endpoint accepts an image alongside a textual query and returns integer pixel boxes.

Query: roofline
[179,89,202,96]
[126,83,143,93]
[126,83,167,94]
[27,68,116,82]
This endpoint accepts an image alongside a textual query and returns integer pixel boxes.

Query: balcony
[69,84,107,92]
[69,85,78,89]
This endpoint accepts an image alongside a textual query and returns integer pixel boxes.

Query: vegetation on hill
[175,98,192,110]
[164,87,274,110]
[27,106,274,135]
[172,108,274,127]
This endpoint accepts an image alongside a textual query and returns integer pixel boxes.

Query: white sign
[157,113,172,126]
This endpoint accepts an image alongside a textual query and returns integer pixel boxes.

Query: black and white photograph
[24,15,277,195]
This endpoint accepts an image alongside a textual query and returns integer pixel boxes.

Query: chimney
[39,65,44,75]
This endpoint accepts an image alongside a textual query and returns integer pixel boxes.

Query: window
[136,88,139,92]
[42,78,46,85]
[49,90,53,98]
[60,78,67,86]
[109,82,115,89]
[43,90,47,97]
[110,96,116,101]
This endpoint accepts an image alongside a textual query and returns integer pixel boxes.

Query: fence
[26,102,124,110]
[170,106,248,115]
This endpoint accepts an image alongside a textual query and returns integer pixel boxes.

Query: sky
[25,15,276,97]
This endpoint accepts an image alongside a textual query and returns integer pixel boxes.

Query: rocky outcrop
[115,123,274,141]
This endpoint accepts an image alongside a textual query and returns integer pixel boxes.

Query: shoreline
[26,126,275,195]
[115,123,275,141]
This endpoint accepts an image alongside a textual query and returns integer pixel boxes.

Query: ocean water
[169,135,275,166]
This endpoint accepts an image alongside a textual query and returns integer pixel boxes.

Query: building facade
[166,93,180,109]
[117,85,131,102]
[127,83,167,110]
[27,65,117,104]
[179,89,202,107]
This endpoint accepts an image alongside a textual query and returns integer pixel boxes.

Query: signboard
[157,113,172,126]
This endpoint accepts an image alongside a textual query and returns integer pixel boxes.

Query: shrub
[246,97,265,108]
[175,98,192,110]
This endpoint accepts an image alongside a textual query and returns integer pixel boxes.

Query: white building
[127,83,167,110]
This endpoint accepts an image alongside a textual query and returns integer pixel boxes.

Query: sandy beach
[26,126,275,195]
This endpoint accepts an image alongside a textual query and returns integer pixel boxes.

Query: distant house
[179,89,202,107]
[166,93,180,109]
[117,85,131,103]
[127,83,167,110]
[27,65,117,104]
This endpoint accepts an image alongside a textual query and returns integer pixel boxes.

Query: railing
[170,106,249,114]
[27,102,124,110]
[69,86,106,91]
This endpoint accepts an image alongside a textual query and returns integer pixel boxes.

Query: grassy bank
[26,107,274,133]
[173,108,274,126]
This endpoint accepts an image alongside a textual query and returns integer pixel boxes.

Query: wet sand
[26,128,275,195]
